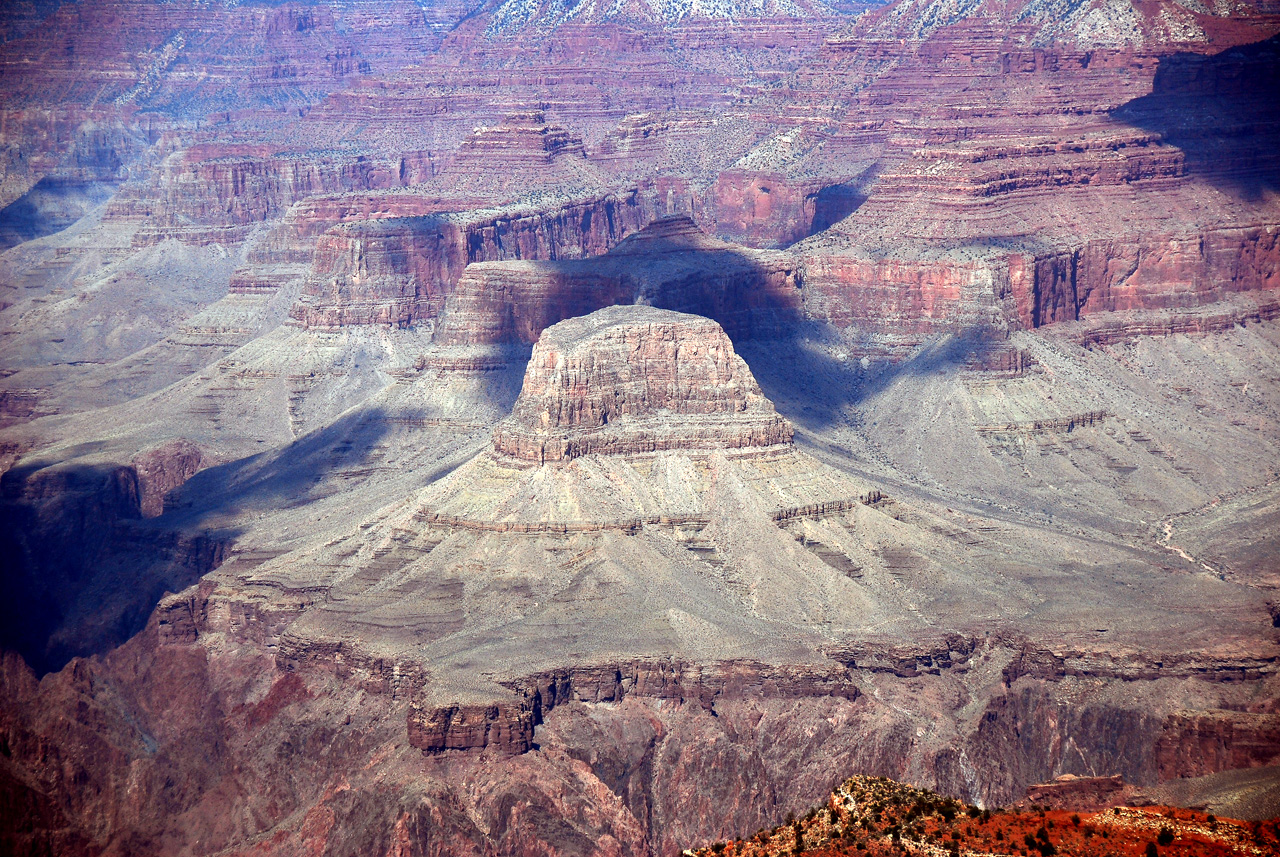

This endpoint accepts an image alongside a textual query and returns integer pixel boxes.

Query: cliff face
[1007,227,1280,329]
[5,0,1274,361]
[2,1,1280,855]
[435,216,803,346]
[491,306,793,461]
[4,611,1277,856]
[0,454,223,675]
[291,191,675,329]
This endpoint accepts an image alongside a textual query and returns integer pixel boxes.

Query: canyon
[1,0,1280,854]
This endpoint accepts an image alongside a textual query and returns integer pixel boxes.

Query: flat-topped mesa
[491,306,793,462]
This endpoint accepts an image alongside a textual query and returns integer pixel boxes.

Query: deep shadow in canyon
[744,324,1007,435]
[1113,33,1280,199]
[0,460,227,675]
[0,178,117,251]
[0,405,402,675]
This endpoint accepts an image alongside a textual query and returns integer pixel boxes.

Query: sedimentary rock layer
[491,306,793,461]
[436,216,803,346]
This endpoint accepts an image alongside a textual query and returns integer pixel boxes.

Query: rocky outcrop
[291,190,670,329]
[449,112,589,179]
[114,145,407,246]
[997,642,1278,686]
[1071,294,1280,346]
[831,634,978,678]
[436,216,803,345]
[1156,710,1280,780]
[1021,774,1132,811]
[408,700,536,754]
[408,659,858,755]
[129,438,207,518]
[523,659,858,714]
[491,306,793,462]
[1009,227,1280,329]
[683,773,1280,857]
[291,216,458,328]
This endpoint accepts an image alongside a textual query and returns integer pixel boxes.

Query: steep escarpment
[291,190,673,329]
[491,306,793,461]
[436,216,802,346]
[0,453,223,675]
[111,145,408,247]
[1007,227,1280,329]
[778,3,1280,349]
[2,1,1280,855]
[4,606,1278,856]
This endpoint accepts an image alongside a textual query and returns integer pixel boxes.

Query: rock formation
[436,216,803,346]
[2,0,1280,854]
[491,306,794,461]
[682,774,1280,856]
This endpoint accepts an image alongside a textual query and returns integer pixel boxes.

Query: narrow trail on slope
[1156,475,1280,577]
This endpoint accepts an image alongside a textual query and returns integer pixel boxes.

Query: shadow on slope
[0,405,402,675]
[0,178,117,251]
[742,325,1007,434]
[1113,34,1280,200]
[0,460,226,675]
[165,404,418,532]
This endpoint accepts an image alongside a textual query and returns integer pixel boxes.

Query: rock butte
[491,306,794,461]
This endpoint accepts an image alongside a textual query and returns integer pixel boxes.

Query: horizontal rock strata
[435,215,803,346]
[490,305,793,462]
[408,659,859,754]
